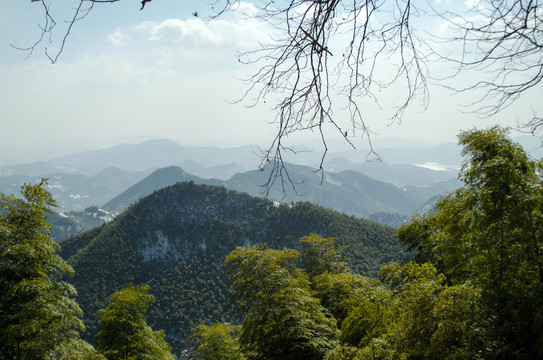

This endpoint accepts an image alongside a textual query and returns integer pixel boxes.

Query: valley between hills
[1,138,469,241]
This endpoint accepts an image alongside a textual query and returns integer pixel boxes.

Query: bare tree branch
[431,0,543,119]
[18,0,543,194]
[221,0,428,191]
[16,0,120,63]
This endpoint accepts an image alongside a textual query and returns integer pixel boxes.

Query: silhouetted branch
[16,0,120,63]
[19,0,543,194]
[432,0,543,119]
[223,0,428,191]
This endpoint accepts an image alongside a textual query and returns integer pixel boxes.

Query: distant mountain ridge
[49,139,261,175]
[3,138,465,181]
[225,164,424,217]
[0,138,468,243]
[102,166,204,212]
[103,163,460,219]
[3,135,539,175]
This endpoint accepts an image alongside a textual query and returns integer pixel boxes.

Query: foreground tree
[190,323,245,360]
[373,261,486,359]
[398,126,543,358]
[203,233,491,359]
[323,262,486,360]
[95,283,174,360]
[54,339,107,360]
[0,181,100,360]
[300,233,348,280]
[313,272,392,346]
[225,244,339,359]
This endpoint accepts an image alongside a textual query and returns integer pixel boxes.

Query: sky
[0,0,541,164]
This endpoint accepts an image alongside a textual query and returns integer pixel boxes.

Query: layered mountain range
[0,139,465,238]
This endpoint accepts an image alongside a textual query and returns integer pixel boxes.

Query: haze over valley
[2,135,541,241]
[0,137,467,234]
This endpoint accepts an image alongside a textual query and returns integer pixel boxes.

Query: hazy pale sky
[0,0,540,160]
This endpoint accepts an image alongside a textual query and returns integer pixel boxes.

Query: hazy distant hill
[0,167,149,211]
[325,142,462,167]
[102,166,206,212]
[225,164,425,217]
[1,138,466,217]
[103,162,458,218]
[5,161,79,177]
[60,182,403,356]
[3,135,538,177]
[404,177,462,201]
[324,157,458,187]
[178,160,247,180]
[49,139,260,175]
[323,135,540,166]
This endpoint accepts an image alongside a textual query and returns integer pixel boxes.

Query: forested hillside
[190,127,543,360]
[60,182,402,355]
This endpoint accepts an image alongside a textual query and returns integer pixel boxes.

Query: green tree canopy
[225,244,339,360]
[95,283,174,360]
[326,262,486,360]
[375,261,485,359]
[0,180,98,360]
[190,323,245,360]
[300,233,349,280]
[397,126,543,358]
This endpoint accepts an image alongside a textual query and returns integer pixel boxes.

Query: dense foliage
[190,323,244,360]
[59,182,402,355]
[96,284,174,360]
[0,180,103,360]
[397,126,543,358]
[192,127,543,359]
[225,244,339,359]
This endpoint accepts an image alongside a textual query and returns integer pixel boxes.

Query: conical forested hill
[60,181,404,356]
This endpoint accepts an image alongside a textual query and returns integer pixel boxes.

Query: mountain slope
[102,166,205,212]
[224,165,423,216]
[47,207,112,242]
[103,163,440,217]
[61,182,403,356]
